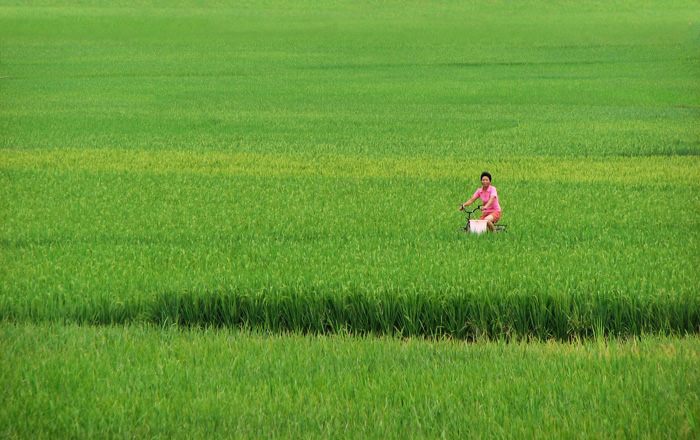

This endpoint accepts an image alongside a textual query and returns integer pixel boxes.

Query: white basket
[469,220,488,234]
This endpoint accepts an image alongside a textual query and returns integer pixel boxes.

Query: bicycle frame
[458,205,508,234]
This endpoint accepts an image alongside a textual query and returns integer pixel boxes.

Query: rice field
[1,324,698,439]
[2,149,698,338]
[1,0,699,437]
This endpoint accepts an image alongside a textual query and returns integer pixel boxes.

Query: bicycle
[457,205,508,234]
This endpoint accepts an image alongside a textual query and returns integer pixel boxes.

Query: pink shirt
[473,186,501,213]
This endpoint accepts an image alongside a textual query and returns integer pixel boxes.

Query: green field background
[1,1,699,436]
[3,0,700,337]
[2,1,699,157]
[2,324,699,439]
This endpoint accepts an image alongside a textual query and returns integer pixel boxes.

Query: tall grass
[1,0,699,338]
[1,151,698,338]
[1,1,698,157]
[2,324,699,439]
[30,286,696,340]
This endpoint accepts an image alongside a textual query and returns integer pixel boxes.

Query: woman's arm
[482,195,496,211]
[460,197,476,210]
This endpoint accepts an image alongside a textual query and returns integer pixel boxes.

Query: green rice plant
[1,0,698,338]
[1,1,698,157]
[2,323,699,439]
[52,285,692,341]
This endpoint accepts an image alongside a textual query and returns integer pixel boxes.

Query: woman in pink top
[460,172,502,232]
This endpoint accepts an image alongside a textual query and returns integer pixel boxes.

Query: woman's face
[481,176,491,187]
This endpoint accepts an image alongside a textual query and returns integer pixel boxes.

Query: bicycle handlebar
[460,205,482,214]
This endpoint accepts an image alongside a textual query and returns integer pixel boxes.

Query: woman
[460,172,502,232]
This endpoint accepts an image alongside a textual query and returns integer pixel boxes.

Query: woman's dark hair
[481,171,492,182]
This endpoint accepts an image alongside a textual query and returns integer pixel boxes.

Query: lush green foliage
[2,151,698,338]
[2,1,699,438]
[2,0,699,157]
[1,1,699,339]
[2,324,699,439]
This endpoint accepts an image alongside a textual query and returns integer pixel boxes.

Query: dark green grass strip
[4,289,698,341]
